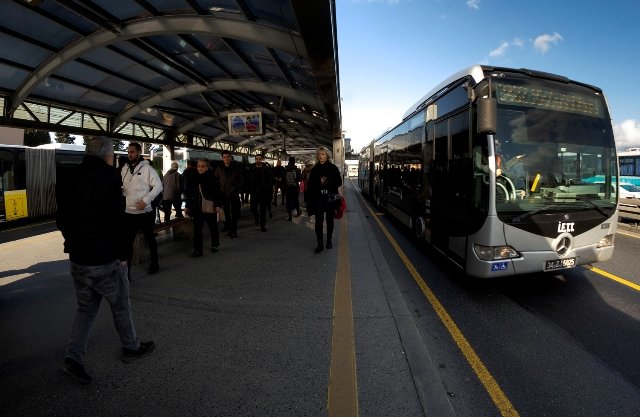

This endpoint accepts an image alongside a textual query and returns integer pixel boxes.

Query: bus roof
[402,65,485,120]
[401,65,599,121]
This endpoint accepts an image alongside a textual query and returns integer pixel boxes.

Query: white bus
[360,66,618,278]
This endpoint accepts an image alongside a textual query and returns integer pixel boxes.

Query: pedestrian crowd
[56,139,345,384]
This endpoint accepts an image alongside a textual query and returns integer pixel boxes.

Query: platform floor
[0,180,455,417]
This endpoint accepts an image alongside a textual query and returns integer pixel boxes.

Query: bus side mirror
[477,97,497,134]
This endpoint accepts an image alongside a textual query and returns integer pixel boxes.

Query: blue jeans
[66,260,139,364]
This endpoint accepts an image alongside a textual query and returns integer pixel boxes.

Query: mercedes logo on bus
[556,236,571,256]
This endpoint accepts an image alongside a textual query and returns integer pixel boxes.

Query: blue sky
[336,0,640,152]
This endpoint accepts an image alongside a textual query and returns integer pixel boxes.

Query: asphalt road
[363,206,640,417]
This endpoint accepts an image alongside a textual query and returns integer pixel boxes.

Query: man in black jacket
[214,150,243,239]
[57,137,154,384]
[249,154,274,232]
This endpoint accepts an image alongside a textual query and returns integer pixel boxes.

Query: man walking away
[121,142,163,275]
[249,154,274,232]
[272,159,286,206]
[161,161,183,223]
[214,150,243,239]
[57,137,155,384]
[284,156,302,220]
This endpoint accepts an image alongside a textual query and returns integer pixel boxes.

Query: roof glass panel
[1,2,81,49]
[0,33,53,68]
[209,52,256,79]
[38,2,100,34]
[91,0,149,21]
[141,0,196,14]
[56,62,111,87]
[113,42,191,84]
[194,0,242,14]
[145,35,216,79]
[95,77,152,101]
[246,0,297,27]
[84,48,169,90]
[0,65,28,91]
[275,51,314,90]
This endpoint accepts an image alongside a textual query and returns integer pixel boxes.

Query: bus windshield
[492,79,617,221]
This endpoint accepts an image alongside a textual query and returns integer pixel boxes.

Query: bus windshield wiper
[512,203,559,223]
[575,197,609,217]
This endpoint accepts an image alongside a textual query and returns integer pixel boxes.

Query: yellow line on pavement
[327,218,359,417]
[584,265,640,291]
[364,203,520,417]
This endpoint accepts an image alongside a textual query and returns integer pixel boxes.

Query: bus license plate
[544,257,576,271]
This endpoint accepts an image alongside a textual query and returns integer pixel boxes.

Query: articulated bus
[359,66,618,278]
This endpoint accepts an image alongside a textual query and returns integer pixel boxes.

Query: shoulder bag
[199,185,215,213]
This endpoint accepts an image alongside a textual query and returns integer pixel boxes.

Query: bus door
[430,120,449,249]
[375,146,388,206]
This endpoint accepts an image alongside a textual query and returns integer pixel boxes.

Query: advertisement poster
[228,112,262,136]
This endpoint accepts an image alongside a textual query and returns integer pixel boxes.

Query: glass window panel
[25,103,49,123]
[50,108,72,125]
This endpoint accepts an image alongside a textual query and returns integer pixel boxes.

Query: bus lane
[361,197,640,417]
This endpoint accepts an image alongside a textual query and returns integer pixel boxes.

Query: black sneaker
[121,341,155,363]
[147,264,159,275]
[261,226,267,232]
[62,357,91,384]
[190,251,203,257]
[211,246,219,253]
[326,242,333,249]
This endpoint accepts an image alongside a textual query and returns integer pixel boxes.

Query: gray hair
[86,137,114,160]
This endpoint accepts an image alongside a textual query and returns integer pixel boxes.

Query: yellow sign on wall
[4,190,28,221]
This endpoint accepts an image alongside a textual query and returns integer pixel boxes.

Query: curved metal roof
[0,0,341,156]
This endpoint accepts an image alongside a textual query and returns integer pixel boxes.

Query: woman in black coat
[305,146,342,253]
[185,159,222,256]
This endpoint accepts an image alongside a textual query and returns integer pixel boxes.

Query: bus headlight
[596,234,614,248]
[474,244,520,261]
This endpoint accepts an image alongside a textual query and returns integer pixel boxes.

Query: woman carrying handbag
[305,146,343,253]
[185,159,222,257]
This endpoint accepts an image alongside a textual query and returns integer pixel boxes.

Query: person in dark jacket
[306,146,343,253]
[284,156,302,221]
[161,161,183,222]
[56,137,155,384]
[214,150,243,239]
[182,159,198,194]
[248,153,274,232]
[271,159,286,206]
[185,158,223,256]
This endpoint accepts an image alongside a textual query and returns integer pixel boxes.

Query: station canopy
[0,0,341,158]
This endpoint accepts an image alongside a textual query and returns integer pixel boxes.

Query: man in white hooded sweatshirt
[121,142,163,275]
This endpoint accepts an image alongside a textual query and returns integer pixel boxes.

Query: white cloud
[614,119,640,150]
[489,41,510,57]
[533,32,563,53]
[488,38,525,58]
[467,0,480,10]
